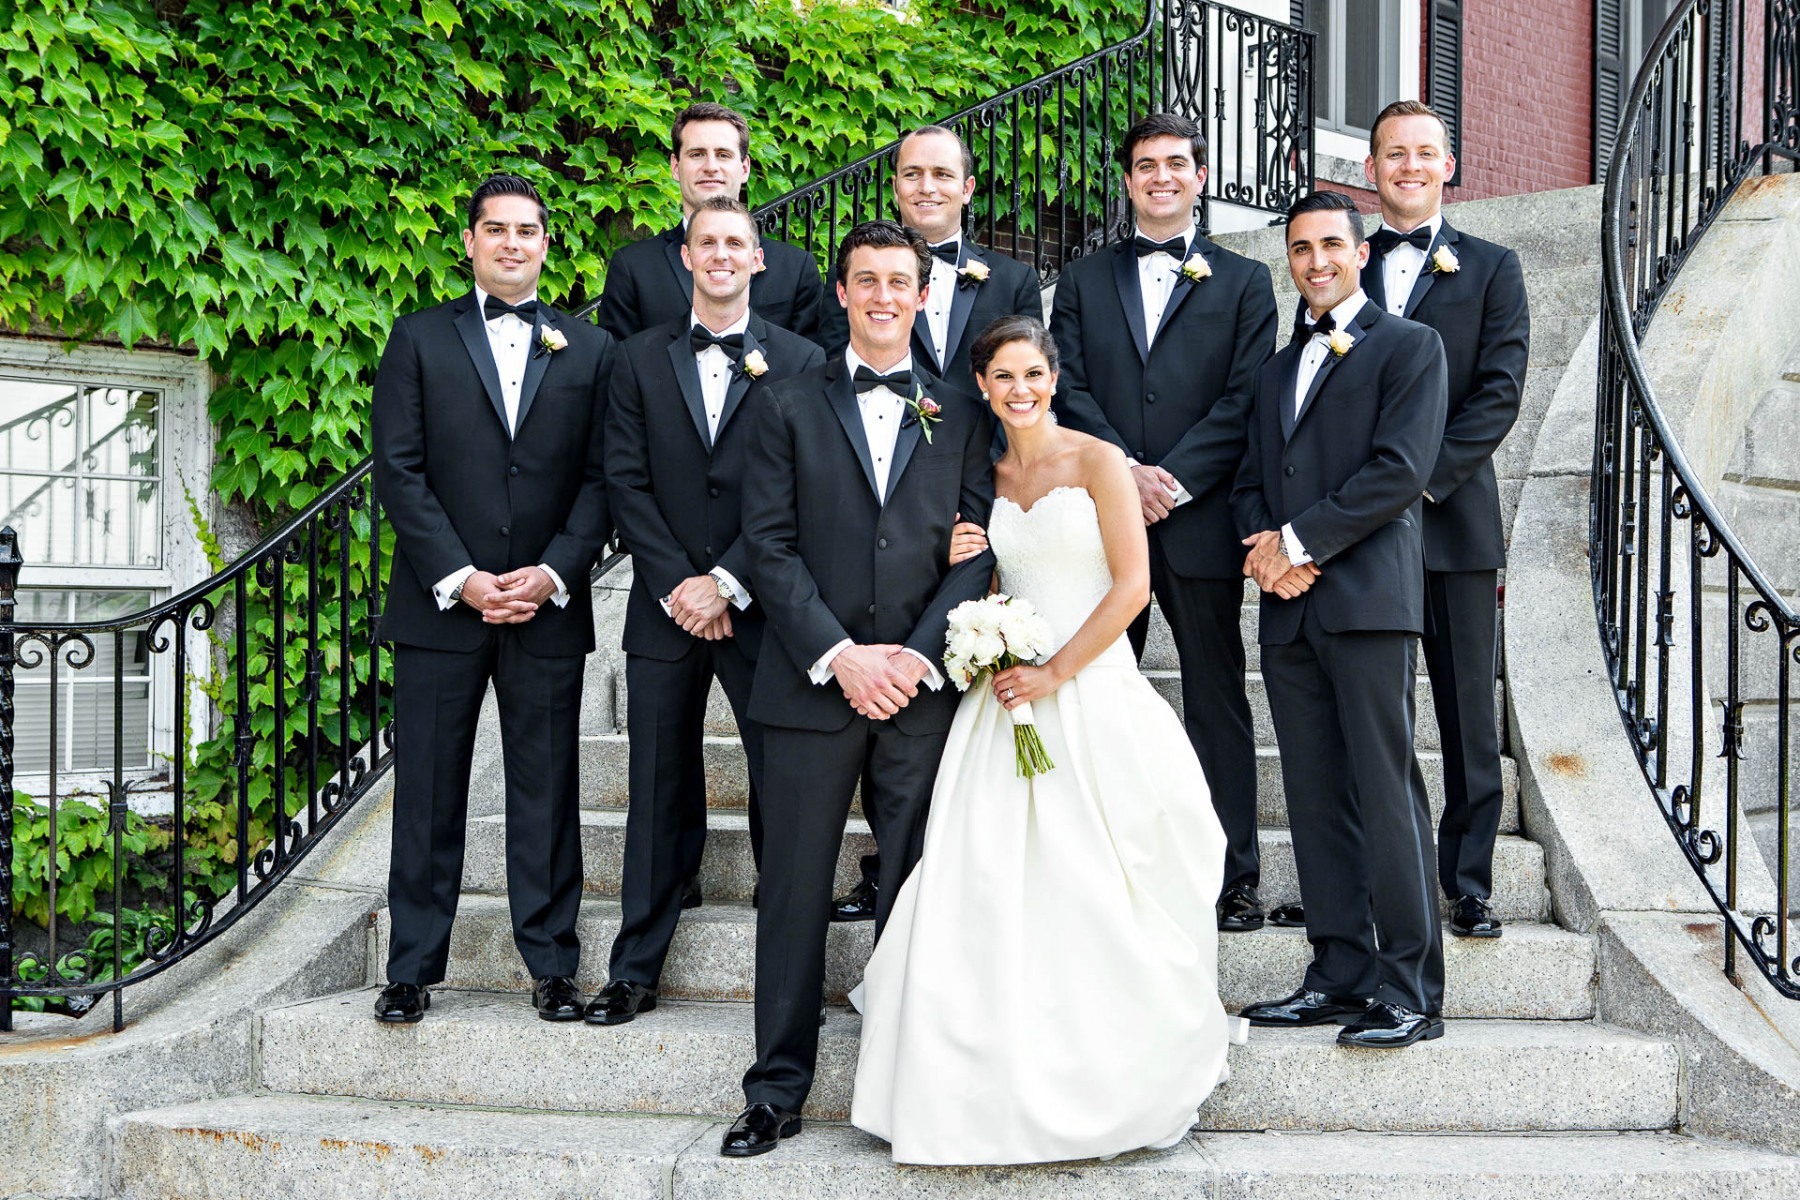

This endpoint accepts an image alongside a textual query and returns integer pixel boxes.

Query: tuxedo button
[709,487,720,497]
[1146,391,1157,404]
[509,466,519,476]
[867,604,876,615]
[704,546,713,557]
[1284,466,1295,477]
[878,538,888,549]
[499,525,510,536]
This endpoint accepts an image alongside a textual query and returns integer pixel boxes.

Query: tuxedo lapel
[660,226,693,298]
[824,360,883,502]
[1110,245,1151,363]
[1277,344,1305,442]
[1151,239,1207,344]
[1361,252,1389,313]
[910,309,940,373]
[1402,223,1456,319]
[1291,303,1380,439]
[513,309,554,434]
[715,316,765,439]
[665,327,714,451]
[886,382,927,495]
[942,243,982,367]
[452,295,511,435]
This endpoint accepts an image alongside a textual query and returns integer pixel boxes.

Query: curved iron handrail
[1594,0,1800,998]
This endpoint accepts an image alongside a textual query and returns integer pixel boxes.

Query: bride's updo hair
[970,315,1060,378]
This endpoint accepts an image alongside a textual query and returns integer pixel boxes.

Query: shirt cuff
[711,567,751,611]
[433,565,476,611]
[808,638,854,685]
[1423,490,1437,504]
[1166,479,1194,507]
[1280,523,1313,567]
[900,647,945,691]
[539,564,570,608]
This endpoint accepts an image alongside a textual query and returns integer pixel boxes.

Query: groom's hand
[1270,562,1320,599]
[834,643,917,719]
[668,574,729,634]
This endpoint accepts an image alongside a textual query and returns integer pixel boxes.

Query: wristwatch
[711,572,733,602]
[448,580,467,606]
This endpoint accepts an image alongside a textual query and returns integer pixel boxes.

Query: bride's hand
[948,513,988,565]
[991,663,1061,710]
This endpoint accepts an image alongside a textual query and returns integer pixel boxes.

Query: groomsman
[598,102,825,345]
[819,123,1044,923]
[371,174,614,1024]
[589,198,824,1025]
[1233,191,1448,1048]
[725,221,995,1156]
[1363,100,1528,938]
[1049,112,1278,931]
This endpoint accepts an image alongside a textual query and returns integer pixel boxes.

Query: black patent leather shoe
[583,979,658,1025]
[831,878,878,922]
[1240,986,1369,1027]
[719,1102,802,1157]
[1269,902,1307,928]
[1337,1001,1445,1048]
[373,982,430,1024]
[1216,881,1265,932]
[532,975,584,1021]
[1449,895,1503,938]
[681,874,703,910]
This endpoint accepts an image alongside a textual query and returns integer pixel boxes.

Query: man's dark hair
[1368,99,1452,157]
[1115,112,1208,172]
[836,219,932,289]
[467,174,548,231]
[672,102,751,160]
[1285,190,1365,246]
[684,196,758,245]
[898,124,975,180]
[970,315,1060,378]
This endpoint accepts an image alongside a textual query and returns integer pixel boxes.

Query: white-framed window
[1287,0,1423,187]
[2,338,211,790]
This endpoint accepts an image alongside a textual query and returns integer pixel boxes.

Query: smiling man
[598,102,825,345]
[1048,112,1278,934]
[1231,189,1448,1050]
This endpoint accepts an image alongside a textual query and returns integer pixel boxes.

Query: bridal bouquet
[943,595,1057,778]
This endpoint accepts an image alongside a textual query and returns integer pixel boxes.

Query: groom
[727,220,997,1156]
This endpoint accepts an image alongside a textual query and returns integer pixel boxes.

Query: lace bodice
[989,486,1133,666]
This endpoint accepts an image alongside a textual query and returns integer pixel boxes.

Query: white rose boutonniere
[738,348,769,379]
[956,260,990,289]
[534,326,568,359]
[1326,329,1355,357]
[1430,245,1460,274]
[1179,253,1212,283]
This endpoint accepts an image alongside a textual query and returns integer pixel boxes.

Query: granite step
[462,810,1553,923]
[257,991,1676,1132]
[568,733,1522,834]
[401,893,1594,1019]
[113,1099,1800,1200]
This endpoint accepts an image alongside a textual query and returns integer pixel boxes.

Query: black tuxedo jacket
[604,312,825,663]
[742,358,997,735]
[373,292,615,655]
[598,225,825,347]
[818,240,1043,388]
[1050,235,1279,578]
[1361,219,1529,571]
[1231,302,1448,643]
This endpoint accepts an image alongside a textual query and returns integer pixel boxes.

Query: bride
[850,315,1237,1165]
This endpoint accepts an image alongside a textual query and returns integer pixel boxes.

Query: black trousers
[1263,603,1445,1015]
[385,635,585,986]
[1128,542,1260,890]
[1422,567,1505,901]
[607,636,764,987]
[743,716,944,1113]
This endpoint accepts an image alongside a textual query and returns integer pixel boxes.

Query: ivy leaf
[420,0,462,35]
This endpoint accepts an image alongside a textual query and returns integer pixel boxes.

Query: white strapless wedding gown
[850,485,1237,1165]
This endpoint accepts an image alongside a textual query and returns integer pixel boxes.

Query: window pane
[0,378,79,474]
[1343,0,1384,133]
[11,590,158,778]
[82,388,160,479]
[1305,0,1334,125]
[78,477,162,567]
[0,473,80,563]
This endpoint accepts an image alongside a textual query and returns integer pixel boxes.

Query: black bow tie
[690,327,746,357]
[1290,311,1337,346]
[1369,226,1434,255]
[853,366,913,396]
[483,296,538,323]
[929,241,960,265]
[1133,234,1188,259]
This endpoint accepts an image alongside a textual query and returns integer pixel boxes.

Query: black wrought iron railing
[755,0,1314,281]
[1595,0,1800,998]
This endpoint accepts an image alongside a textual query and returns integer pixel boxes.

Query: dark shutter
[1594,0,1629,180]
[1426,0,1465,187]
[1290,0,1305,26]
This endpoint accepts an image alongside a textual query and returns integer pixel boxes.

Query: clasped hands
[835,643,930,720]
[459,567,556,624]
[1132,463,1181,525]
[1241,530,1321,599]
[666,574,734,641]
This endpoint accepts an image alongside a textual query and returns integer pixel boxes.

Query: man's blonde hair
[1368,100,1451,156]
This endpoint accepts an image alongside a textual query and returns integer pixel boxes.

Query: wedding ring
[1006,688,1015,700]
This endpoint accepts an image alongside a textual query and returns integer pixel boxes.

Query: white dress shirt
[1129,226,1199,507]
[430,286,569,611]
[922,236,960,367]
[1281,289,1370,567]
[807,348,944,692]
[1377,213,1443,316]
[659,310,753,619]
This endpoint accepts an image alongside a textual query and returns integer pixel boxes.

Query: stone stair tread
[465,811,1550,921]
[258,989,1676,1132]
[410,893,1594,1018]
[112,1097,1800,1200]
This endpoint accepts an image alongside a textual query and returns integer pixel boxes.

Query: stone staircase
[101,188,1800,1195]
